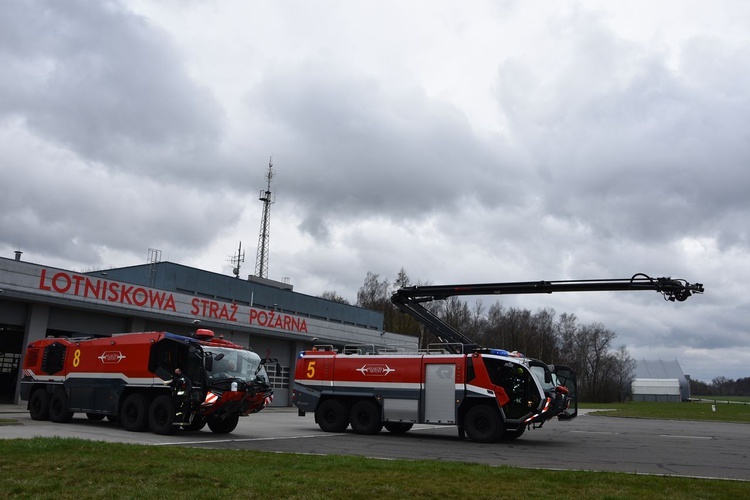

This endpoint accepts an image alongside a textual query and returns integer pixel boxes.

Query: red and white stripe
[202,392,219,406]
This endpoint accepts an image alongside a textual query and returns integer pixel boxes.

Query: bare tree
[532,307,557,363]
[390,268,422,338]
[319,290,350,304]
[439,296,472,331]
[608,345,636,402]
[356,271,390,310]
[477,301,506,348]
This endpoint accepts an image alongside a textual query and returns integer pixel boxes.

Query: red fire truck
[20,329,272,435]
[293,274,703,442]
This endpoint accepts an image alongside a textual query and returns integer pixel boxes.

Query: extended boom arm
[391,273,703,352]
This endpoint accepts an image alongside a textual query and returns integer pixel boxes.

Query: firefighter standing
[166,368,191,422]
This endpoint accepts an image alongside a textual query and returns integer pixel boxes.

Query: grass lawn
[0,437,747,499]
[2,401,746,498]
[578,400,750,423]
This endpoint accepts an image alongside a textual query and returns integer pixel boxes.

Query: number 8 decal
[72,349,81,367]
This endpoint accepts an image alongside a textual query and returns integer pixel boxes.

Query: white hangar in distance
[632,359,691,402]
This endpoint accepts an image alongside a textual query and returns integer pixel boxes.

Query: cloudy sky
[1,0,748,382]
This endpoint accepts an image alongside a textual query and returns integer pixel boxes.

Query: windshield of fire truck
[205,347,262,382]
[528,362,556,392]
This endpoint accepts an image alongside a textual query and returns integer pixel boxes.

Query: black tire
[120,393,150,432]
[315,399,349,433]
[207,414,239,434]
[86,413,106,421]
[183,416,207,432]
[49,389,73,423]
[464,405,503,443]
[384,422,413,434]
[349,400,383,435]
[149,395,177,435]
[29,389,50,421]
[499,426,526,441]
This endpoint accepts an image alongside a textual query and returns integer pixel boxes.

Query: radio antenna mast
[230,241,245,278]
[255,157,274,278]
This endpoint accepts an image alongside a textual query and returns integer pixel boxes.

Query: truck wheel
[183,416,207,432]
[207,414,239,434]
[349,400,382,435]
[464,405,503,443]
[499,426,525,441]
[315,399,349,433]
[149,395,177,435]
[120,394,150,432]
[384,422,413,434]
[29,389,50,421]
[49,389,73,423]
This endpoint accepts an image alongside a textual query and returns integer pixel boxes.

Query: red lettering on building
[248,309,308,333]
[53,272,71,293]
[39,269,51,291]
[38,269,177,312]
[133,288,148,307]
[38,269,308,334]
[190,298,240,322]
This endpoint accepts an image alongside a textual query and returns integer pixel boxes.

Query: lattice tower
[255,158,274,278]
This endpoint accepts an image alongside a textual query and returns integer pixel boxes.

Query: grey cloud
[1,164,244,267]
[0,0,224,184]
[242,60,526,238]
[495,17,750,250]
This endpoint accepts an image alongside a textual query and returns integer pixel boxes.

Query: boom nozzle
[647,276,704,302]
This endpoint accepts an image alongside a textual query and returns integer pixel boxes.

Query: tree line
[689,376,750,397]
[321,269,636,403]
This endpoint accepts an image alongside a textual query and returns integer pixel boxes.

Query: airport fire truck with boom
[20,329,273,435]
[293,273,703,442]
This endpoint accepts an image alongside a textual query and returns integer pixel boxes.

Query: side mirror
[204,352,224,372]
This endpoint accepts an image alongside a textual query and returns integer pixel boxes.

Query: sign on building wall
[2,261,317,337]
[40,268,312,332]
[39,268,310,334]
[1,258,410,347]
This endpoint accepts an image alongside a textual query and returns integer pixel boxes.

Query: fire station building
[0,254,410,406]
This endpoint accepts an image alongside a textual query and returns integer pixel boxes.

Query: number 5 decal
[306,361,316,378]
